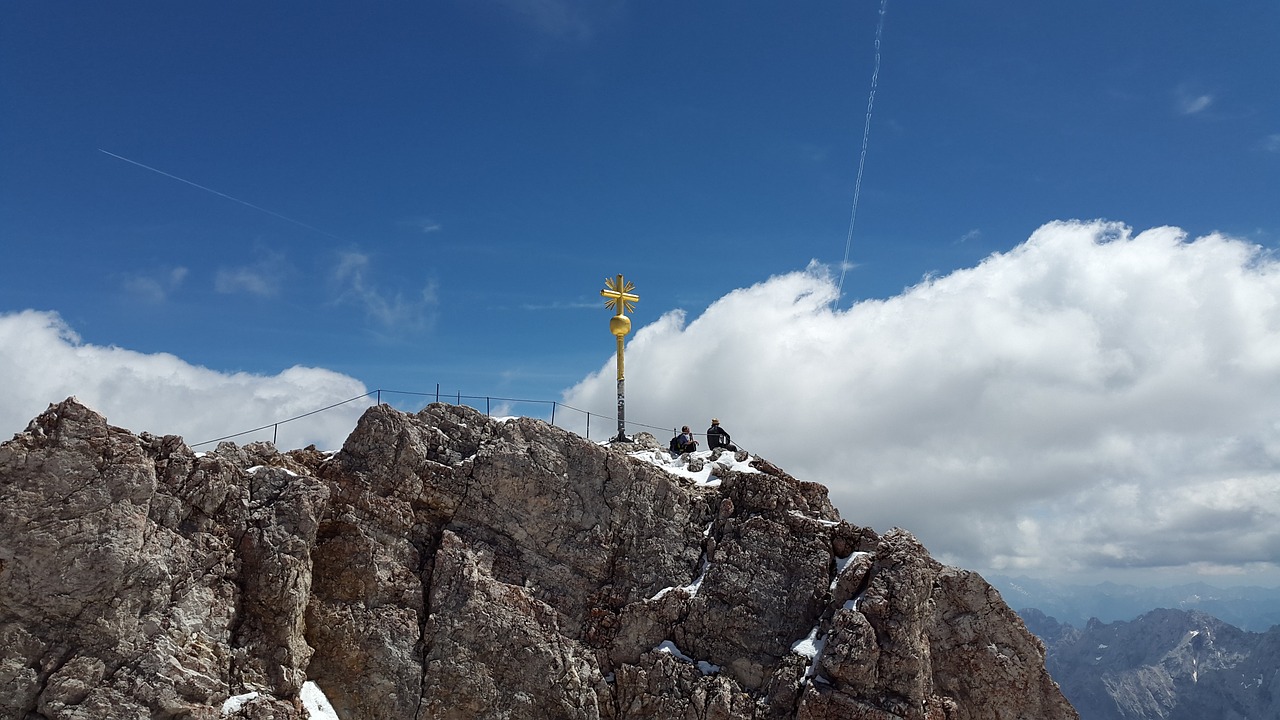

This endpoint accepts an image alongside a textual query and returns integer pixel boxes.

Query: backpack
[669,435,683,453]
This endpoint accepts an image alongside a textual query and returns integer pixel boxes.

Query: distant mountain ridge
[990,574,1280,632]
[1019,607,1280,720]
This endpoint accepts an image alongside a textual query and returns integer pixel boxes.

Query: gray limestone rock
[0,398,1077,719]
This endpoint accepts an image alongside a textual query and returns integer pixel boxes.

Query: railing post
[193,387,670,452]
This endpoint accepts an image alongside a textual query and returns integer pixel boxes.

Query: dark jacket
[672,432,697,453]
[707,424,733,450]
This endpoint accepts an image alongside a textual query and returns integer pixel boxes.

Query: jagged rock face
[1029,608,1280,720]
[0,398,1078,719]
[0,398,318,718]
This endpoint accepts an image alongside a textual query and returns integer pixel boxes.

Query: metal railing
[190,384,684,449]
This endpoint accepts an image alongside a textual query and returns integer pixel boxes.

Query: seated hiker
[706,418,737,452]
[669,425,699,454]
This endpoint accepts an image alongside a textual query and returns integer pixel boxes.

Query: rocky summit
[0,398,1077,719]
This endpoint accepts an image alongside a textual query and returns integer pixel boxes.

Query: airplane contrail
[834,0,889,310]
[98,148,344,241]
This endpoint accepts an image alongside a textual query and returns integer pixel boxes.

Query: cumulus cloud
[563,220,1280,583]
[0,310,371,450]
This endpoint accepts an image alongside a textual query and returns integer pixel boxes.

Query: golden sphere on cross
[609,314,631,337]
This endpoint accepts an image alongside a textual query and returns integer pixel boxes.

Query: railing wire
[190,387,692,449]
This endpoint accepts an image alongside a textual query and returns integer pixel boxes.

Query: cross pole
[600,274,639,442]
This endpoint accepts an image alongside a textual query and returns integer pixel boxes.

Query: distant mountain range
[1020,608,1280,720]
[988,574,1280,632]
[995,575,1280,718]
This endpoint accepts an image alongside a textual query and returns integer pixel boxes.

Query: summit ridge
[0,398,1076,719]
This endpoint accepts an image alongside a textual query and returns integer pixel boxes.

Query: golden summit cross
[600,274,639,442]
[601,274,638,317]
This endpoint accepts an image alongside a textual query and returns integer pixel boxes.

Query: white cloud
[216,251,288,297]
[123,266,188,302]
[396,217,442,235]
[486,0,624,42]
[521,300,600,311]
[407,218,442,234]
[1261,134,1280,154]
[1175,84,1214,115]
[1180,94,1213,115]
[0,310,371,450]
[215,267,277,297]
[563,220,1280,584]
[331,252,438,331]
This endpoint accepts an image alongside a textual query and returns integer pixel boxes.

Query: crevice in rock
[225,466,254,699]
[413,525,446,720]
[26,647,75,718]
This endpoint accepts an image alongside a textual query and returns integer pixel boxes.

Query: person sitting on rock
[706,418,737,452]
[670,426,698,454]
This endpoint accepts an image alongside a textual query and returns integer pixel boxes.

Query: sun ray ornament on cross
[600,274,639,442]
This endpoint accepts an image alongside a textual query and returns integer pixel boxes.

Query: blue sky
[3,1,1280,586]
